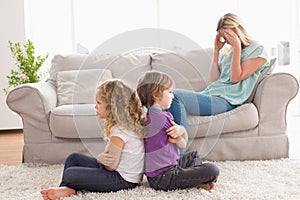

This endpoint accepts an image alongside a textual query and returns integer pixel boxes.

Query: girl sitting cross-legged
[41,79,146,200]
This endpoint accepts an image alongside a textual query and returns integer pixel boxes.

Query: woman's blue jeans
[168,89,236,154]
[59,153,137,192]
[169,89,236,130]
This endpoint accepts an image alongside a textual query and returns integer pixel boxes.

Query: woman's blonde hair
[137,71,174,108]
[217,13,255,47]
[97,79,146,140]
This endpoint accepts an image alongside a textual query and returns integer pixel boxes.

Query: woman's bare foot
[197,182,216,191]
[40,186,76,200]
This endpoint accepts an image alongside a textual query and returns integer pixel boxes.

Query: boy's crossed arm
[166,120,188,149]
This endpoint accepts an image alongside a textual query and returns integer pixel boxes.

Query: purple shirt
[145,108,180,177]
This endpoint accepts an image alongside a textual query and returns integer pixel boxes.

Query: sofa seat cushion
[50,104,104,139]
[187,103,259,138]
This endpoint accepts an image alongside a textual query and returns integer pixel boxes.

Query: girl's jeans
[59,153,137,192]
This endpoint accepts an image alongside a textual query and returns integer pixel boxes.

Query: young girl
[41,80,146,200]
[137,71,219,191]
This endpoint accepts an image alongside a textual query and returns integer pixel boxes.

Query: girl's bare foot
[40,187,76,200]
[197,182,216,191]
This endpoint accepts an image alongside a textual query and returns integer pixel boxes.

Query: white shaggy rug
[1,159,300,200]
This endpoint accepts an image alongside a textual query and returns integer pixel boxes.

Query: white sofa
[7,48,299,164]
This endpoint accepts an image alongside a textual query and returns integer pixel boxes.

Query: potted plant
[3,39,48,94]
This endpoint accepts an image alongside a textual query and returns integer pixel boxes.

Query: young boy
[137,71,219,191]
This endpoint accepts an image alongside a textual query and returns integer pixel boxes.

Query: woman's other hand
[214,31,226,51]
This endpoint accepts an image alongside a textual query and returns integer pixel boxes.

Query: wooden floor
[0,129,23,165]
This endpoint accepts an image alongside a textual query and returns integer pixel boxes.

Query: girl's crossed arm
[97,136,124,171]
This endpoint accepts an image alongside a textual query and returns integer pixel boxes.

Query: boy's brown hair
[137,71,174,108]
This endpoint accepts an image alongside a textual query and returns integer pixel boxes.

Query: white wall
[0,0,25,129]
[0,0,298,130]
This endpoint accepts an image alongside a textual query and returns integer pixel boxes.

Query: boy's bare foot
[40,186,76,200]
[197,182,216,191]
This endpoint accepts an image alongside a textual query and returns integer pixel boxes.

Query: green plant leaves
[3,39,49,94]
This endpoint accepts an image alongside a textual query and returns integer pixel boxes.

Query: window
[158,0,238,48]
[25,0,299,72]
[25,0,73,54]
[73,0,158,53]
[24,0,300,114]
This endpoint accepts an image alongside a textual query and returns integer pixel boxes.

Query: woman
[169,13,269,129]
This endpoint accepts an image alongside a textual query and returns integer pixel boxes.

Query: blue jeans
[59,153,137,192]
[169,89,237,129]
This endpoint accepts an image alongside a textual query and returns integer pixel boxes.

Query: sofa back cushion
[151,48,213,92]
[49,53,152,88]
[50,49,213,104]
[96,54,152,88]
[56,69,112,106]
[49,54,89,86]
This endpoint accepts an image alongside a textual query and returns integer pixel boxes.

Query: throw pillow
[56,69,112,106]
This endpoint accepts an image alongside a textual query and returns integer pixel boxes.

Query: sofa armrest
[6,82,57,143]
[253,73,299,136]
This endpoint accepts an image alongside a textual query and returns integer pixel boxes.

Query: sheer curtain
[25,0,73,53]
[25,0,299,75]
[24,0,73,69]
[73,0,158,53]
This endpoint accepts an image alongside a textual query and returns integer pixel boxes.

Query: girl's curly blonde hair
[97,79,146,140]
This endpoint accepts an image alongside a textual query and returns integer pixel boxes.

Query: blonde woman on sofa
[169,13,269,130]
[41,80,146,200]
